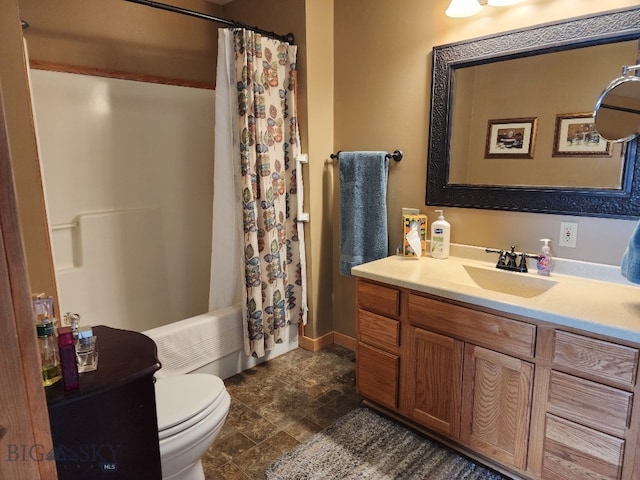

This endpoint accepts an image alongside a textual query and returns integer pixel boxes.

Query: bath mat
[265,408,511,480]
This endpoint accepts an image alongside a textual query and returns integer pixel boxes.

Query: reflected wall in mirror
[427,7,640,217]
[450,42,636,188]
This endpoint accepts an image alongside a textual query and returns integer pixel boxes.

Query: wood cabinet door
[405,327,463,439]
[461,344,533,470]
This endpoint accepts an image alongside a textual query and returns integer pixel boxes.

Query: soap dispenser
[430,210,450,259]
[536,238,553,276]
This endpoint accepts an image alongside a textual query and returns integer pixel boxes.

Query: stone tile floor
[202,344,362,479]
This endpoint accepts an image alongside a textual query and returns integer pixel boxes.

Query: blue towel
[339,151,389,276]
[621,220,640,284]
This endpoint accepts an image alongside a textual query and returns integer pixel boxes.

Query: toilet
[154,373,231,480]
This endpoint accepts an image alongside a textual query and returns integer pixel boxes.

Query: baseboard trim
[298,329,356,352]
[333,331,357,351]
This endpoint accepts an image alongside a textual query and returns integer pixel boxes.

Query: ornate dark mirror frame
[426,7,640,218]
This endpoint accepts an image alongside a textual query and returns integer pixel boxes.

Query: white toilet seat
[155,373,231,479]
[155,373,228,440]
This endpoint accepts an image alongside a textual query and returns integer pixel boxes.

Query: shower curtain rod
[124,0,295,44]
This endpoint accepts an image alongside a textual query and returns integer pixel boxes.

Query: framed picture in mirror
[484,117,537,159]
[553,112,612,157]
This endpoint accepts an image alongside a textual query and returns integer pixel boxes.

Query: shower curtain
[210,28,307,358]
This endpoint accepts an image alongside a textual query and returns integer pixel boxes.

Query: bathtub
[143,304,299,380]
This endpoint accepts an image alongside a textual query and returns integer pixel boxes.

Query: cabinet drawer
[542,414,624,480]
[357,281,400,318]
[356,342,399,409]
[408,294,536,358]
[547,371,632,437]
[358,309,399,352]
[553,331,639,387]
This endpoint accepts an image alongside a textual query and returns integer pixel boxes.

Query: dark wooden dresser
[46,325,162,479]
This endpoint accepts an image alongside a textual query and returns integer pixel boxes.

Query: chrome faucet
[485,246,540,273]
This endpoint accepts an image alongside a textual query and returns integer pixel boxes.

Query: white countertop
[351,246,640,343]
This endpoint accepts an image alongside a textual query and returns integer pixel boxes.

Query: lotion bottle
[536,238,553,276]
[430,210,450,259]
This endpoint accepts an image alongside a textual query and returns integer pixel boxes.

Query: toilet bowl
[155,373,231,480]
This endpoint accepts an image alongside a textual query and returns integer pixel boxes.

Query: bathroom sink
[460,265,558,298]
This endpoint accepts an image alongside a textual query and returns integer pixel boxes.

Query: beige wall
[301,0,335,338]
[19,0,223,84]
[332,0,640,337]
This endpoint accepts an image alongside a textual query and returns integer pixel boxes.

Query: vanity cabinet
[539,330,638,480]
[355,278,640,480]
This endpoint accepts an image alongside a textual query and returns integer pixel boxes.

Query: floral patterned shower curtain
[230,29,306,358]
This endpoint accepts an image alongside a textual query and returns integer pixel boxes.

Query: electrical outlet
[559,222,578,248]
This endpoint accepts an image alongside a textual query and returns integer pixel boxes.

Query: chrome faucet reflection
[485,246,540,273]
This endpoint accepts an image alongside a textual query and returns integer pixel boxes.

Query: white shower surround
[29,69,215,331]
[29,66,299,375]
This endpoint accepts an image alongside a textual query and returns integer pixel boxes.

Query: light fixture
[445,0,482,18]
[446,0,524,18]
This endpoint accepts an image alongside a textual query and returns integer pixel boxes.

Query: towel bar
[330,150,403,162]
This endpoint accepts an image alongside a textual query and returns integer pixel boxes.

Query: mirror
[449,42,634,189]
[595,65,640,143]
[427,7,640,217]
